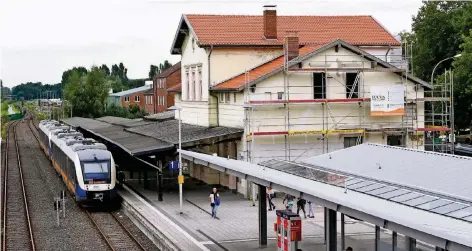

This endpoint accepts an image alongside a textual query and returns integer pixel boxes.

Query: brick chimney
[284,31,299,61]
[263,5,277,40]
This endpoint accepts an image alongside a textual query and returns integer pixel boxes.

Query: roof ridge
[185,14,374,17]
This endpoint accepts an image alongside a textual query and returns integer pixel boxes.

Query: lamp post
[168,105,183,213]
[430,54,461,86]
[243,104,256,206]
[430,54,461,152]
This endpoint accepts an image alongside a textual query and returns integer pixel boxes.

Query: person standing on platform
[267,187,276,211]
[209,187,220,218]
[283,194,295,211]
[296,197,307,218]
[308,200,315,218]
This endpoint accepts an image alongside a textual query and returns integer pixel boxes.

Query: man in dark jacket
[296,197,307,218]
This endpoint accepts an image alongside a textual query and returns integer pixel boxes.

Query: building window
[265,92,272,100]
[135,96,140,102]
[158,96,165,106]
[191,69,196,100]
[124,96,130,102]
[277,92,284,100]
[197,67,202,101]
[225,93,230,104]
[219,93,224,103]
[313,72,326,99]
[344,136,362,148]
[346,72,359,98]
[233,93,237,103]
[146,96,153,105]
[161,96,165,106]
[387,135,403,147]
[184,68,189,100]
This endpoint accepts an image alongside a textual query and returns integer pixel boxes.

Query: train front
[75,149,118,205]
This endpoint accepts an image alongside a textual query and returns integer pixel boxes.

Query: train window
[82,162,110,180]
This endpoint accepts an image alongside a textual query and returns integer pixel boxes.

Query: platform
[126,183,426,251]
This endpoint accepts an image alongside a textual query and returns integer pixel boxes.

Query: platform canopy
[179,145,472,251]
[62,117,173,156]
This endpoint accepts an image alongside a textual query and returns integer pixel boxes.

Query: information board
[370,85,405,116]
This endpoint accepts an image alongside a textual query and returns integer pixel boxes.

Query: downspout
[208,45,219,126]
[385,45,391,63]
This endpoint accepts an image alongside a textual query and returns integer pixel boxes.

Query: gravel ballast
[17,117,160,251]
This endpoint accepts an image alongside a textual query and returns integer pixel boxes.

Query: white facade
[174,30,426,198]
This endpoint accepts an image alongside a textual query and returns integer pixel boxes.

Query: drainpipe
[385,45,391,62]
[208,45,219,126]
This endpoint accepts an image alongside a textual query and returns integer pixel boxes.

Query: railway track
[2,119,36,251]
[85,210,146,251]
[26,113,151,251]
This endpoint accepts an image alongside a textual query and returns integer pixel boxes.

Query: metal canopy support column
[392,231,397,251]
[326,208,337,251]
[375,225,381,251]
[407,237,416,251]
[158,160,163,201]
[324,207,327,244]
[258,185,267,247]
[341,213,345,251]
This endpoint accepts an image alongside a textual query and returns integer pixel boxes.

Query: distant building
[108,82,154,114]
[153,62,181,113]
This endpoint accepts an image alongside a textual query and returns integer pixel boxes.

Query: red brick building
[153,62,181,113]
[110,84,155,114]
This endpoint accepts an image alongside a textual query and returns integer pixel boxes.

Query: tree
[149,65,159,79]
[407,1,472,129]
[452,30,472,129]
[61,67,88,85]
[107,75,124,93]
[64,66,110,118]
[100,64,110,76]
[159,60,172,73]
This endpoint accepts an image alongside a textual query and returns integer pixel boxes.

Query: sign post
[54,197,61,227]
[60,190,66,218]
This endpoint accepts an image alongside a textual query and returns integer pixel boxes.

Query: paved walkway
[133,182,414,251]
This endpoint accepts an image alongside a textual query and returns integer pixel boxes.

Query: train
[38,120,118,205]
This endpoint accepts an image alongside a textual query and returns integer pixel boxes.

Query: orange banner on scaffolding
[370,108,405,117]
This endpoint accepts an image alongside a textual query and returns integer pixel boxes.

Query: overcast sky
[0,0,423,88]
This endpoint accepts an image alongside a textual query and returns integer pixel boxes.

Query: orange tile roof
[167,83,181,92]
[185,15,399,46]
[212,44,324,90]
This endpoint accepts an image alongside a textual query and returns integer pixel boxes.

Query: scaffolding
[243,40,453,164]
[424,68,454,153]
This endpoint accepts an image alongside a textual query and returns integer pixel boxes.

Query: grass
[11,104,20,113]
[1,100,10,139]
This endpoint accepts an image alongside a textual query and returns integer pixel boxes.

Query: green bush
[105,103,148,119]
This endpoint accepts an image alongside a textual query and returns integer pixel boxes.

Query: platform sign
[370,85,405,116]
[169,160,179,171]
